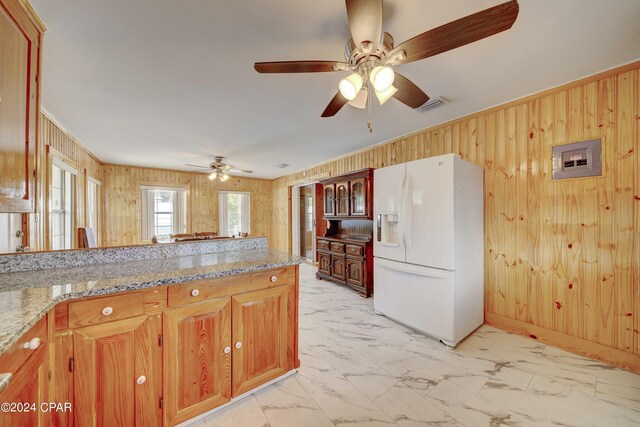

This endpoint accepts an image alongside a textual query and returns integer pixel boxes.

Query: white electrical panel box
[552,138,602,180]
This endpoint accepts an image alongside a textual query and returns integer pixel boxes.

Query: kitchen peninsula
[0,237,301,426]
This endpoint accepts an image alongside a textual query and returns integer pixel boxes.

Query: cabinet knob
[22,337,41,350]
[270,276,277,282]
[101,306,113,316]
[190,289,200,297]
[235,342,242,349]
[224,346,231,354]
[0,373,12,392]
[136,375,146,385]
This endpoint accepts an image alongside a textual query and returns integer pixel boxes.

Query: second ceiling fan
[255,0,519,129]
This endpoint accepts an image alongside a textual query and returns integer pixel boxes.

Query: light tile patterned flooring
[188,263,640,426]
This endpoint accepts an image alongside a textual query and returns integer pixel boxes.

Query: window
[87,177,101,245]
[50,158,77,250]
[141,186,187,241]
[219,192,250,237]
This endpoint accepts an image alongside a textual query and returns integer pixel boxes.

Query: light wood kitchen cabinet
[231,285,289,396]
[163,298,231,426]
[1,265,299,427]
[0,344,49,427]
[72,314,162,427]
[0,0,44,213]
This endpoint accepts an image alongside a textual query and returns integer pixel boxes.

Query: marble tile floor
[188,263,640,427]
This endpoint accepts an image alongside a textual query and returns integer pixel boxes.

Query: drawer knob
[191,289,200,297]
[101,306,113,316]
[0,373,12,393]
[224,346,231,354]
[235,341,242,349]
[22,337,41,350]
[270,276,277,282]
[136,375,146,385]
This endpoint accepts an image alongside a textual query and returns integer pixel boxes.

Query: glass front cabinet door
[335,182,350,216]
[323,184,335,216]
[350,178,367,216]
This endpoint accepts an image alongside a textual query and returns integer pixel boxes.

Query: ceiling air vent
[276,163,290,168]
[416,97,450,113]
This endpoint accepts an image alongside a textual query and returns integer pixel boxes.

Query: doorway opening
[291,183,325,262]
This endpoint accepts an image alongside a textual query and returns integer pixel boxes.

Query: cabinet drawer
[0,315,47,375]
[330,242,345,253]
[68,292,144,328]
[346,244,364,257]
[168,267,295,307]
[317,240,330,251]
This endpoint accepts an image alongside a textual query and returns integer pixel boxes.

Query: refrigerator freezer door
[405,155,455,270]
[373,163,406,263]
[374,258,455,345]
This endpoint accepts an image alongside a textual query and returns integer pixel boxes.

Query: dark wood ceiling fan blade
[389,0,519,65]
[254,61,346,73]
[321,92,349,118]
[345,0,382,46]
[393,73,429,109]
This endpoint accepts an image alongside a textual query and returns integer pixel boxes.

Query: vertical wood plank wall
[270,62,640,369]
[26,111,272,249]
[29,112,105,251]
[102,165,272,246]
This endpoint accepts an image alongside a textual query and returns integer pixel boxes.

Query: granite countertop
[0,248,302,356]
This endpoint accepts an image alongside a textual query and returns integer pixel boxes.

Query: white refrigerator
[373,153,484,347]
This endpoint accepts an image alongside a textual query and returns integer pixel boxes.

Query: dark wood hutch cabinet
[316,169,374,297]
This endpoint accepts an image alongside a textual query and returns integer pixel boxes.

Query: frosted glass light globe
[370,66,395,92]
[339,73,364,100]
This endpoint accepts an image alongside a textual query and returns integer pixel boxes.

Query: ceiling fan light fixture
[370,66,395,92]
[339,73,363,100]
[220,173,230,182]
[348,87,368,109]
[375,85,397,105]
[208,171,218,181]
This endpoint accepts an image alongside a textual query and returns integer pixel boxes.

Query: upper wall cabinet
[0,0,44,213]
[320,169,373,219]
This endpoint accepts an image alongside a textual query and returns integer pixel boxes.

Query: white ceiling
[31,0,640,179]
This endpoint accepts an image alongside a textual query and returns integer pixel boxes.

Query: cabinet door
[349,178,368,217]
[346,258,365,288]
[323,184,335,216]
[163,298,231,425]
[0,0,40,213]
[331,256,346,281]
[318,252,331,276]
[0,344,49,427]
[232,285,288,396]
[73,315,162,427]
[335,181,350,216]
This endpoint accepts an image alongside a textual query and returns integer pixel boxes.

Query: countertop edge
[0,258,302,357]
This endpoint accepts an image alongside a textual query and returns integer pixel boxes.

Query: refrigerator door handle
[404,173,411,252]
[376,258,448,279]
[399,170,407,253]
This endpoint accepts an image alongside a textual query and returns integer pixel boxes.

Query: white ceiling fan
[186,156,253,181]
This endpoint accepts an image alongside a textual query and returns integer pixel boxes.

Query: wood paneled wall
[16,111,272,250]
[103,165,272,246]
[27,112,105,250]
[271,62,640,370]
